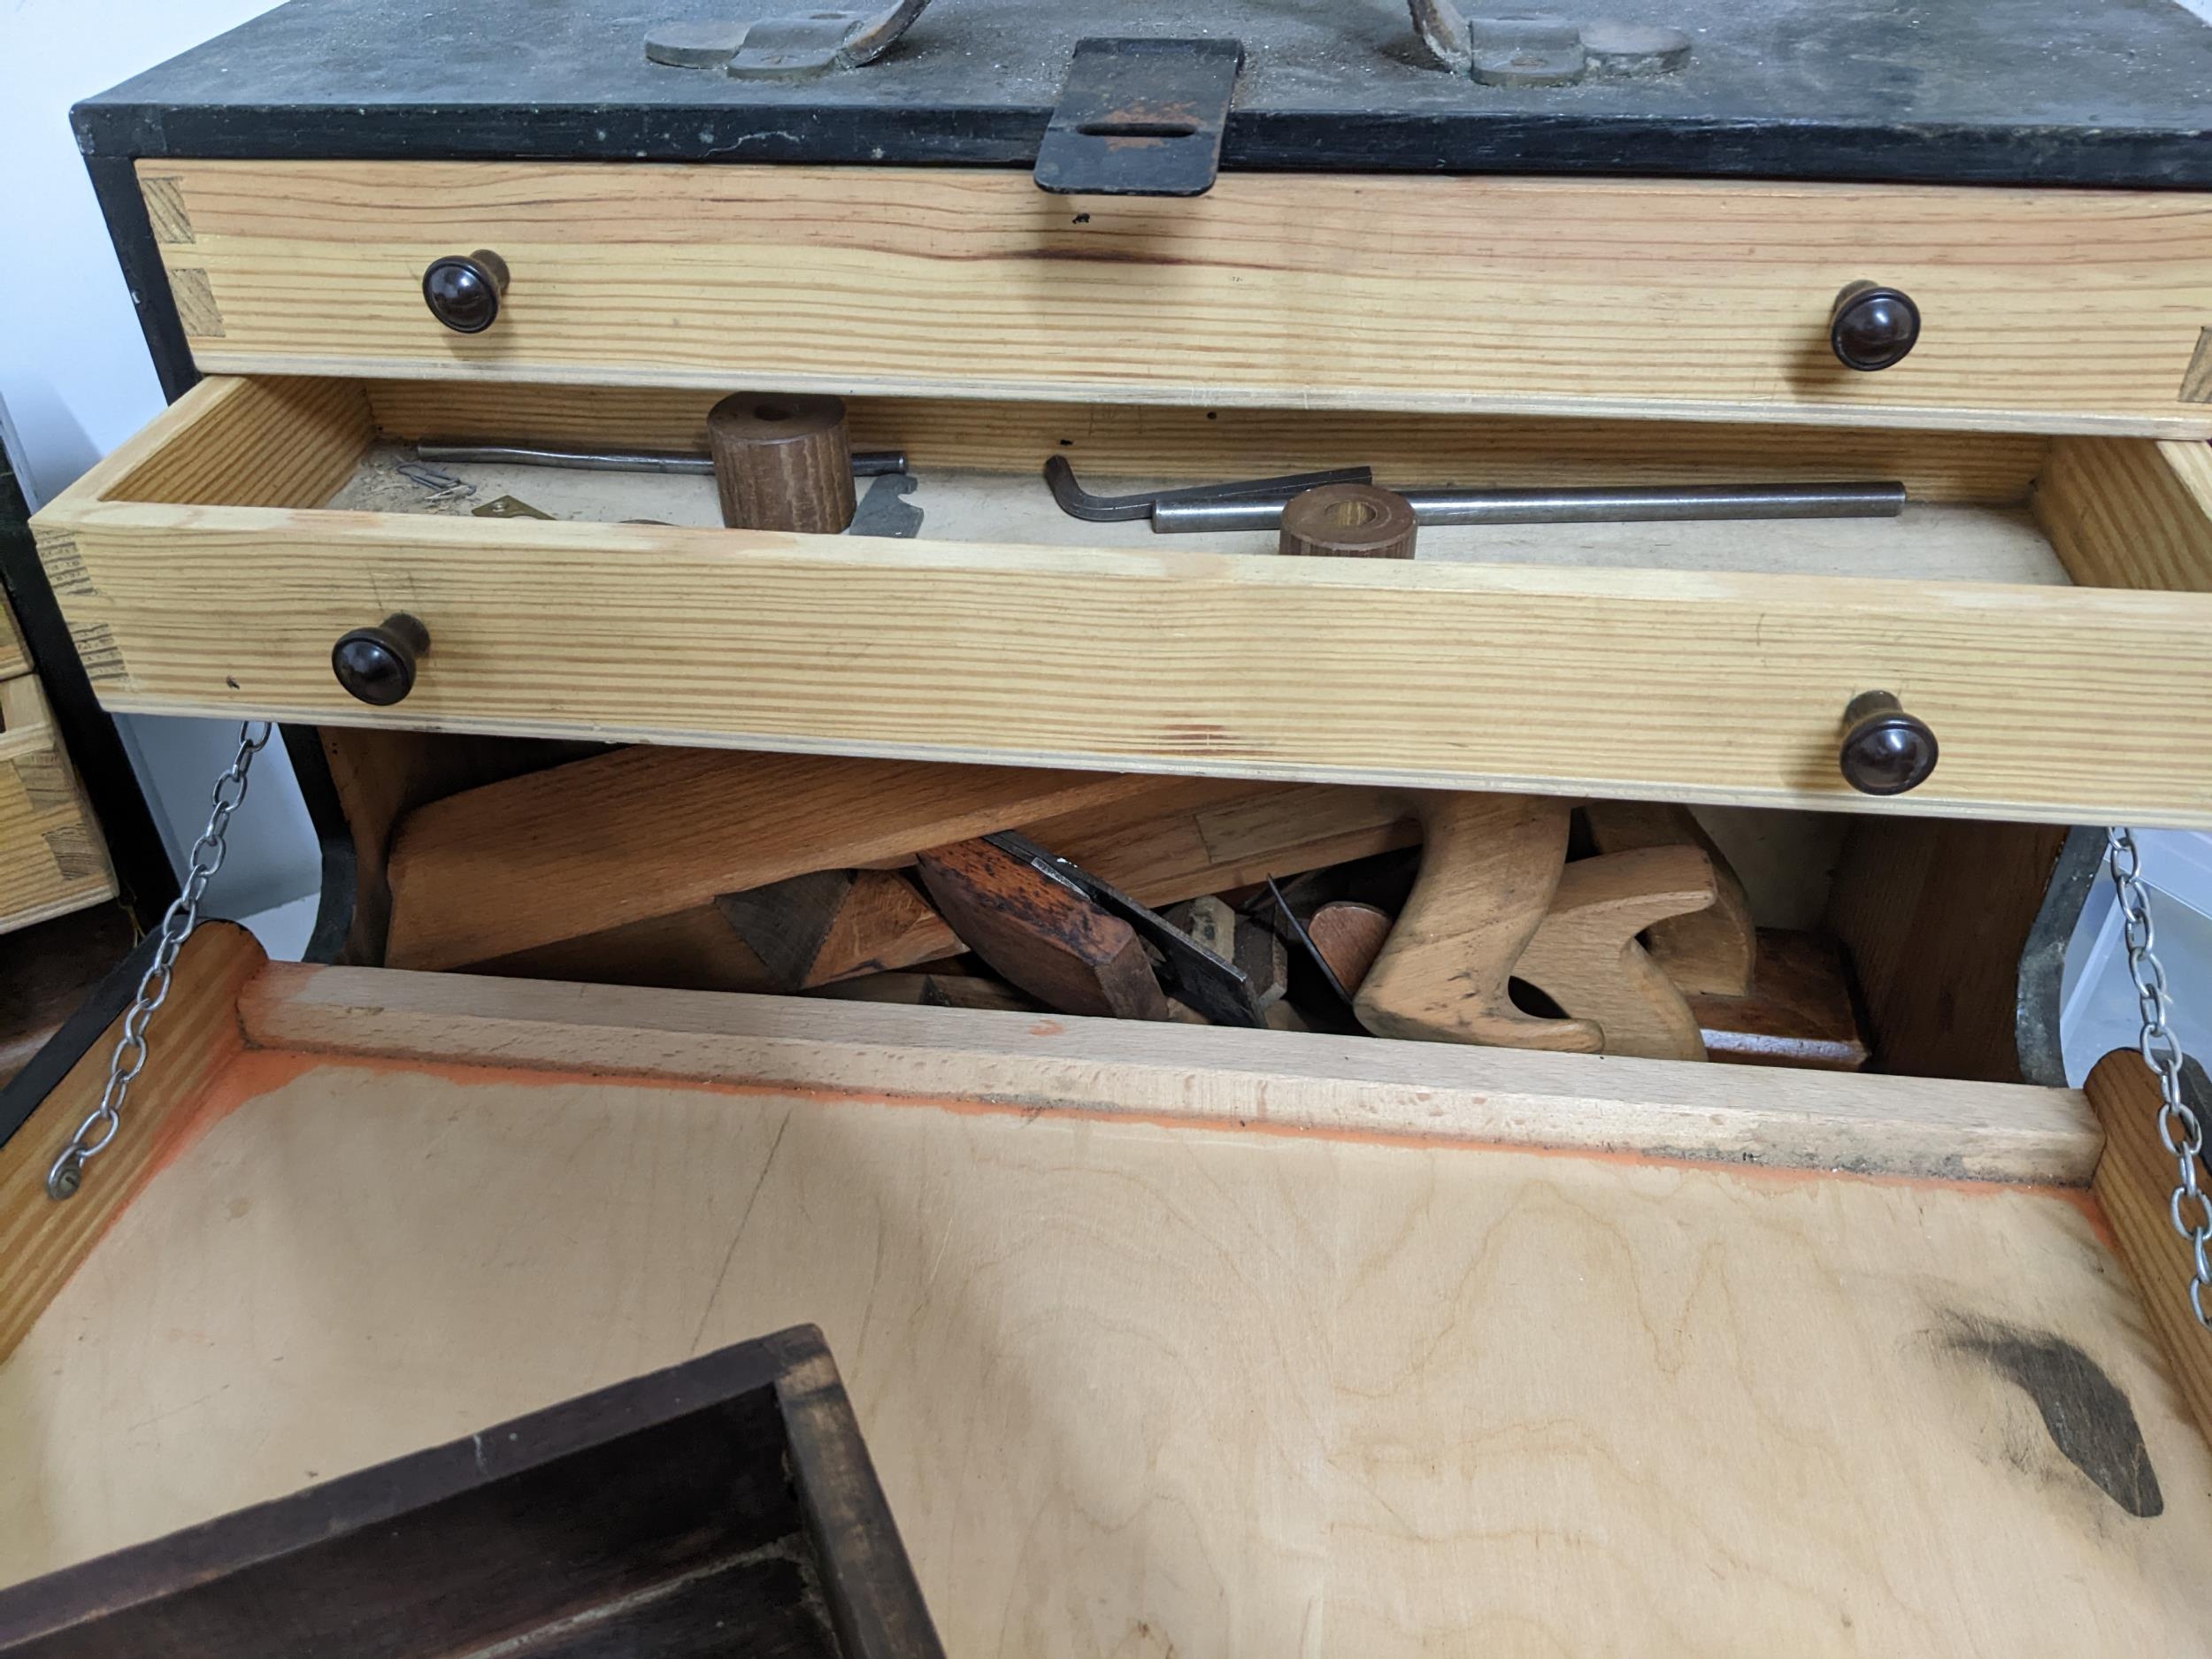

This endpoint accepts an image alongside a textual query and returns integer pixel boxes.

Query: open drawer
[2,925,2208,1654]
[0,677,116,935]
[27,373,2212,826]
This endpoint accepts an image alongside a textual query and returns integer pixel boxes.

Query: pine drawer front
[28,374,2212,827]
[0,677,116,933]
[139,161,2212,436]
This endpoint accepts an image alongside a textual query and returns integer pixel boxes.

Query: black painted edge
[2015,826,2110,1089]
[84,152,202,406]
[772,1327,949,1659]
[73,99,2212,189]
[0,926,161,1154]
[0,400,174,926]
[0,1326,816,1640]
[278,725,359,965]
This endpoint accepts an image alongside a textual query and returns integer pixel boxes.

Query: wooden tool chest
[4,2,2211,1652]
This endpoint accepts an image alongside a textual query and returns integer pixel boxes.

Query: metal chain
[2105,827,2212,1328]
[46,722,273,1202]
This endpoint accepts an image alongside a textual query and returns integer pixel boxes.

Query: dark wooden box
[0,1325,942,1659]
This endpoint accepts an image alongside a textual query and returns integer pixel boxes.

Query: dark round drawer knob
[332,614,431,706]
[1830,281,1920,372]
[421,250,510,334]
[1839,690,1938,795]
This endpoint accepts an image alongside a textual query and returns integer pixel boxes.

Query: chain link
[46,723,273,1202]
[2105,826,2212,1328]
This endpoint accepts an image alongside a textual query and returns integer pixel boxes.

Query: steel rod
[416,442,908,478]
[1150,480,1907,534]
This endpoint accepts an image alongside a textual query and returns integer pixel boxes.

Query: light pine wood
[2035,434,2212,592]
[0,601,27,682]
[1355,794,1598,1051]
[0,678,117,932]
[237,965,2101,1183]
[38,493,2212,827]
[145,162,2212,434]
[1585,798,1756,996]
[2,975,2197,1655]
[2085,1051,2212,1447]
[0,923,262,1363]
[1515,847,1719,1061]
[383,748,1155,972]
[364,380,2052,504]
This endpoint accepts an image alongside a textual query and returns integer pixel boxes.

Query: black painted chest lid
[74,0,2212,189]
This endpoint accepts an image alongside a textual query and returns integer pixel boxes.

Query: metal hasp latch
[644,0,933,75]
[1407,4,1691,84]
[1033,38,1245,198]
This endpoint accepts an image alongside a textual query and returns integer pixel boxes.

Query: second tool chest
[4,2,2212,1652]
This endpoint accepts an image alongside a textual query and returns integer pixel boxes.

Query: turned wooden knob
[707,393,856,533]
[420,250,508,334]
[332,613,430,706]
[1839,690,1939,795]
[1830,280,1920,372]
[1279,484,1417,560]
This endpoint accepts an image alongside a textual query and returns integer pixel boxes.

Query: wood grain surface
[2036,434,2212,592]
[0,678,117,933]
[1514,847,1718,1061]
[914,837,1167,1021]
[144,162,2212,434]
[1691,929,1871,1071]
[2085,1051,2212,1448]
[0,991,2197,1654]
[1585,799,1756,996]
[382,748,1152,972]
[0,923,261,1363]
[1356,794,1597,1050]
[38,493,2212,826]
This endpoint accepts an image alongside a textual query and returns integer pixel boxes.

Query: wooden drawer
[0,676,116,934]
[2,925,2207,1654]
[141,163,2212,436]
[30,373,2212,827]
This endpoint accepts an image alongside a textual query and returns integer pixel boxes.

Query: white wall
[0,0,323,942]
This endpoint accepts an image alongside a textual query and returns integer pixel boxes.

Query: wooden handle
[1512,846,1718,1062]
[1279,483,1417,560]
[1352,792,1599,1050]
[707,391,856,533]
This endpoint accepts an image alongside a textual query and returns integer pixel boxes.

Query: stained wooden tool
[1514,847,1720,1062]
[1279,482,1417,559]
[1167,895,1288,1011]
[718,868,943,990]
[1307,902,1393,995]
[0,1324,944,1659]
[914,838,1168,1021]
[383,749,1151,972]
[1584,799,1756,997]
[1354,793,1598,1051]
[765,778,1418,991]
[1688,929,1870,1071]
[707,390,856,532]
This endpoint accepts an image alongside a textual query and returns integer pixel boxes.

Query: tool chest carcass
[4,1,2212,1651]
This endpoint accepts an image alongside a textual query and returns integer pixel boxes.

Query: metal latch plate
[1033,37,1245,198]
